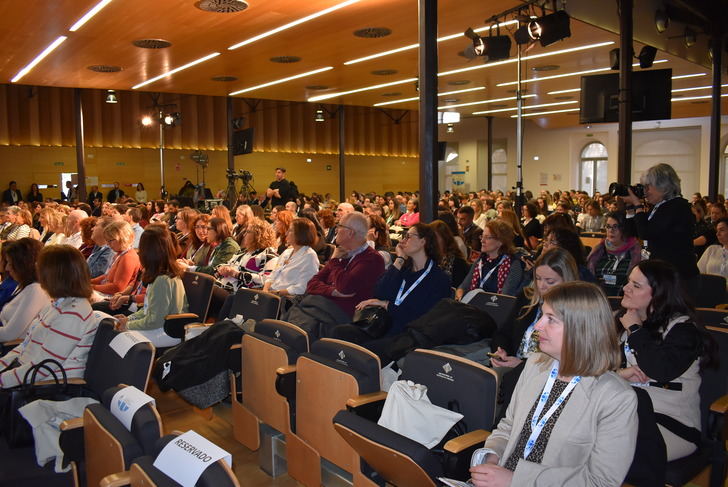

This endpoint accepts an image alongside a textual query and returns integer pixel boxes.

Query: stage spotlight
[514,10,571,47]
[314,108,325,122]
[105,90,117,104]
[446,123,454,134]
[163,112,181,126]
[141,115,153,126]
[684,27,696,47]
[654,9,669,33]
[638,46,657,68]
[464,28,511,62]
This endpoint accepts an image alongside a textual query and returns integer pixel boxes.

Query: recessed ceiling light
[442,98,459,103]
[554,95,573,100]
[306,85,329,90]
[11,36,68,83]
[270,56,301,63]
[229,66,334,95]
[489,104,507,108]
[69,0,114,32]
[132,52,220,89]
[228,0,360,50]
[532,64,560,71]
[448,80,471,86]
[381,92,402,97]
[353,27,391,38]
[194,0,249,13]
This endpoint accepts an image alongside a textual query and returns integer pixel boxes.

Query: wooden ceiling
[0,0,725,130]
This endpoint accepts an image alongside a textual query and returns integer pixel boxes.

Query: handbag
[0,359,71,447]
[352,305,392,339]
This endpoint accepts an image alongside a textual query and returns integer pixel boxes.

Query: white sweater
[697,244,728,287]
[0,283,51,341]
[265,246,319,295]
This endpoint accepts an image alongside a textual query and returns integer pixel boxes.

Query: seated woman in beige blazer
[470,282,638,487]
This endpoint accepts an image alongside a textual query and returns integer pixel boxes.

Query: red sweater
[306,246,385,316]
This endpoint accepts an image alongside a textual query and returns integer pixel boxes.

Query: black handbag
[0,358,71,447]
[352,305,392,339]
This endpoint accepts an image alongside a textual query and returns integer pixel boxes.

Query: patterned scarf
[469,254,512,293]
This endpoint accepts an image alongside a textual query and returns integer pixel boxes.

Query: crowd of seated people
[0,163,723,485]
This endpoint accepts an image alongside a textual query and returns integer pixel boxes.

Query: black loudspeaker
[232,128,254,155]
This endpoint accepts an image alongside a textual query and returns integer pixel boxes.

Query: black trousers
[624,387,667,487]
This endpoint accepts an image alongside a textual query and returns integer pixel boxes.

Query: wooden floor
[150,382,300,487]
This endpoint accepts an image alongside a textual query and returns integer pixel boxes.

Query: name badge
[603,274,617,286]
[153,430,232,487]
[110,386,155,430]
[109,331,151,358]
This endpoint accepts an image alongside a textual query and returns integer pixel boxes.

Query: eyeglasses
[605,224,620,230]
[194,225,208,230]
[402,233,420,240]
[336,224,354,232]
[482,235,498,240]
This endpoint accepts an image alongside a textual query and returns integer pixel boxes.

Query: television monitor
[232,127,254,155]
[579,68,672,124]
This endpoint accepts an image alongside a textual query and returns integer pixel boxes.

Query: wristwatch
[628,324,641,334]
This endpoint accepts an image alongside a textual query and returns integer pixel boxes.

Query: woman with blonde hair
[232,204,254,243]
[470,198,488,229]
[471,282,637,487]
[39,207,66,245]
[3,206,32,241]
[498,209,528,249]
[91,220,140,296]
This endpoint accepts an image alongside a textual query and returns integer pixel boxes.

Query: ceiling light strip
[230,67,334,95]
[510,107,580,118]
[132,52,221,89]
[309,77,417,102]
[344,20,519,65]
[631,59,668,67]
[69,0,114,32]
[313,41,612,103]
[374,86,486,107]
[438,95,537,110]
[473,100,577,115]
[672,73,706,79]
[498,67,611,87]
[228,0,360,50]
[11,36,68,83]
[672,93,728,102]
[548,88,581,94]
[672,84,728,93]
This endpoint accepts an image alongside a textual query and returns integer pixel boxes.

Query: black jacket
[1,189,22,205]
[633,197,698,278]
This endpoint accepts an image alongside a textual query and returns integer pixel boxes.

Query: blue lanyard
[524,362,581,459]
[394,260,433,306]
[478,255,506,288]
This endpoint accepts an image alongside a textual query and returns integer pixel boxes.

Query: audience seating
[280,338,383,487]
[333,349,499,486]
[225,288,282,322]
[580,235,603,250]
[163,271,215,339]
[230,319,309,452]
[689,274,727,309]
[59,385,162,487]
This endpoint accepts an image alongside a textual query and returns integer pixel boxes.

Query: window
[723,144,728,196]
[579,142,608,196]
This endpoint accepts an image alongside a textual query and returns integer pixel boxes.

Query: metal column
[708,34,722,200]
[418,0,438,223]
[73,88,87,202]
[487,116,493,191]
[338,105,346,202]
[227,97,235,173]
[617,0,633,184]
[158,110,166,199]
[515,45,524,218]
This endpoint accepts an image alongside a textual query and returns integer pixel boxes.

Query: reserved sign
[153,430,232,486]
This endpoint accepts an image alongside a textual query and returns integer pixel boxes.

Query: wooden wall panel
[0,84,418,157]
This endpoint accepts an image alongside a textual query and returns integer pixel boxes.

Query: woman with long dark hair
[617,260,717,486]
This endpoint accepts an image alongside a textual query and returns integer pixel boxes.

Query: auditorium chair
[333,349,498,487]
[230,319,309,453]
[99,433,239,487]
[280,338,384,487]
[163,271,214,339]
[59,385,162,487]
[690,274,727,309]
[224,288,282,322]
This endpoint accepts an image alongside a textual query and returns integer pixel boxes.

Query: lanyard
[524,362,581,459]
[394,260,433,306]
[478,255,506,288]
[647,197,674,221]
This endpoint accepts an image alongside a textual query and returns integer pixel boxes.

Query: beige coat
[484,354,638,486]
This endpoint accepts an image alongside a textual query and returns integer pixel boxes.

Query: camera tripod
[224,177,256,209]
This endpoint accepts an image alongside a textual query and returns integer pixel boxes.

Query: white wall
[439,114,728,197]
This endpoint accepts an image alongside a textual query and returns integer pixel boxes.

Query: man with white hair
[306,212,385,318]
[63,209,89,248]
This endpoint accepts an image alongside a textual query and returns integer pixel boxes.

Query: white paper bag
[377,380,464,448]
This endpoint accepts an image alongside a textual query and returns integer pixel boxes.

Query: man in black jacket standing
[107,182,125,203]
[87,185,103,205]
[265,167,291,208]
[1,181,22,205]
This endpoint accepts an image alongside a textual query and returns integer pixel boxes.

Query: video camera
[226,169,253,183]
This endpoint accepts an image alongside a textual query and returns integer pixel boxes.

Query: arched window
[723,144,728,197]
[580,142,608,196]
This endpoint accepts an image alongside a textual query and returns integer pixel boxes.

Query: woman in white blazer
[471,282,638,487]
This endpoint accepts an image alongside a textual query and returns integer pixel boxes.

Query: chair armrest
[164,313,201,339]
[275,366,297,403]
[60,417,84,431]
[33,378,87,387]
[347,391,388,408]
[100,472,131,487]
[444,429,491,454]
[710,394,728,414]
